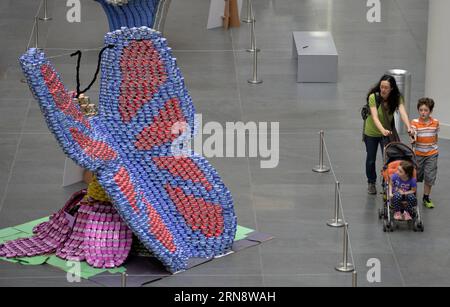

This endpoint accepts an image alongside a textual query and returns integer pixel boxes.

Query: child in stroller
[388,160,417,221]
[379,142,424,232]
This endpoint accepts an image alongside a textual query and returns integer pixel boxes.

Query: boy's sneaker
[368,183,377,195]
[403,211,412,221]
[394,212,402,220]
[423,198,435,209]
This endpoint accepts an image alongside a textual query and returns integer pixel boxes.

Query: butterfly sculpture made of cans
[19,26,237,273]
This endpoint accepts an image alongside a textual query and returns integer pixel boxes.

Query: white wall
[425,0,450,139]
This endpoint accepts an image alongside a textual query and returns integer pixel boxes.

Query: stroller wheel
[378,208,383,220]
[389,221,395,232]
[383,220,387,232]
[418,222,424,232]
[414,221,424,232]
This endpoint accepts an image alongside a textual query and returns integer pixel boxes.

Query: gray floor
[0,0,448,287]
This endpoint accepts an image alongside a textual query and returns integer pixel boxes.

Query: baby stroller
[378,142,424,232]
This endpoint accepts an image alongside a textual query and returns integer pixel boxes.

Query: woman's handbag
[380,104,400,143]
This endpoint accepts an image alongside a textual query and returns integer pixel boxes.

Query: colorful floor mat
[0,217,273,284]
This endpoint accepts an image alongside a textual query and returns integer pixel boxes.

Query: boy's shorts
[416,153,438,185]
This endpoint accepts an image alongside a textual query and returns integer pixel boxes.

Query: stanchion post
[246,17,260,53]
[335,223,355,273]
[327,181,344,227]
[352,271,358,287]
[247,7,262,85]
[248,45,263,84]
[312,130,330,173]
[39,0,52,21]
[242,0,254,23]
[34,16,39,49]
[121,272,128,287]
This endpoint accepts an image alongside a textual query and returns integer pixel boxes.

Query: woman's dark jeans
[364,135,387,184]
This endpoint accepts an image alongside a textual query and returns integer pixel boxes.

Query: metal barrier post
[352,271,358,287]
[39,0,52,21]
[335,223,355,272]
[247,8,262,85]
[34,16,39,49]
[121,272,128,287]
[312,130,330,173]
[242,0,254,23]
[248,44,263,84]
[327,181,344,227]
[246,16,260,53]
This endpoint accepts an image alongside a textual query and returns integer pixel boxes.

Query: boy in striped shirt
[411,98,440,208]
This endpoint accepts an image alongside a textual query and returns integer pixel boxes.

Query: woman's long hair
[367,74,402,114]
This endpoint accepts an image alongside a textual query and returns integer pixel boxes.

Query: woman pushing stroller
[363,75,413,195]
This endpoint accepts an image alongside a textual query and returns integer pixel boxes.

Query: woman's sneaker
[403,211,412,221]
[394,211,402,220]
[368,183,377,195]
[423,198,435,209]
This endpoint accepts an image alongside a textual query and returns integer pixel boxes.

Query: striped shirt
[411,117,440,156]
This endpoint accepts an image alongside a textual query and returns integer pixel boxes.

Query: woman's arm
[398,103,412,134]
[370,106,391,137]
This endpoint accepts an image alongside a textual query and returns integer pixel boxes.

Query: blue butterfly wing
[97,27,237,271]
[19,49,117,172]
